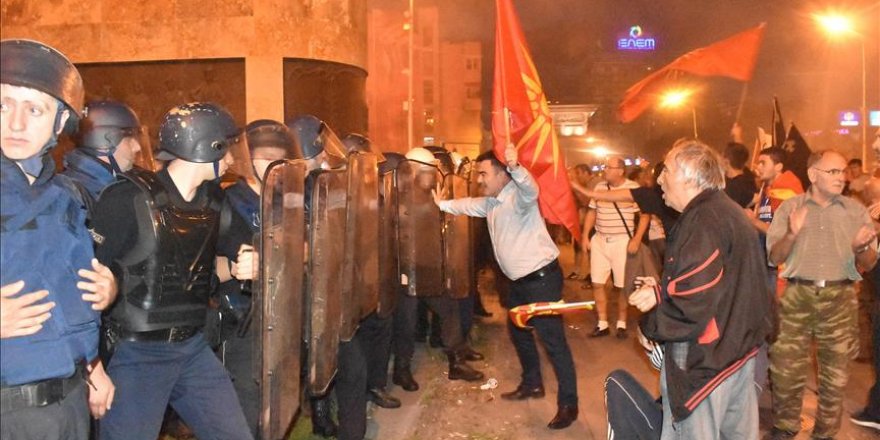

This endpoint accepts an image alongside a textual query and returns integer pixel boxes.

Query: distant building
[367,5,482,156]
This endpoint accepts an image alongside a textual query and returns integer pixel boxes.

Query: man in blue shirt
[435,144,578,430]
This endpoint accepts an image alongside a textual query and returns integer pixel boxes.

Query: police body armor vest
[109,168,221,332]
[225,180,260,234]
[1,158,100,386]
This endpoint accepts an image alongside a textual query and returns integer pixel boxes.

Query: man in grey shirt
[767,149,878,440]
[434,144,579,430]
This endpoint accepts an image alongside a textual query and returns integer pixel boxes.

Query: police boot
[310,396,337,438]
[447,350,484,382]
[392,362,419,392]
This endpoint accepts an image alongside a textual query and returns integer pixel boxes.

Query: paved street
[363,244,878,440]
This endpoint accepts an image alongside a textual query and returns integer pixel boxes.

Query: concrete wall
[1,0,367,125]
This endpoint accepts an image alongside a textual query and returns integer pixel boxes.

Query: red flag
[492,0,581,241]
[618,23,766,123]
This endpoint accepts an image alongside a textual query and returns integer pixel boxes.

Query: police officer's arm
[86,359,114,418]
[645,218,724,342]
[0,281,54,339]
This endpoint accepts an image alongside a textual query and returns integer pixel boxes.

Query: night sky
[374,0,880,161]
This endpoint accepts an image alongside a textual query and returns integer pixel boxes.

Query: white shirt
[437,166,559,281]
[589,179,641,236]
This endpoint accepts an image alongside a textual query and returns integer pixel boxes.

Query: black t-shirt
[724,172,758,209]
[630,186,679,236]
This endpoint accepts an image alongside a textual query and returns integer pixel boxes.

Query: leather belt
[113,326,200,343]
[787,278,853,288]
[1,363,85,413]
[517,259,560,283]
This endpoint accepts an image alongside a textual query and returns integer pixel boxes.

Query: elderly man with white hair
[629,139,773,439]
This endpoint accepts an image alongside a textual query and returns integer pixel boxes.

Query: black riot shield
[341,153,380,329]
[306,168,347,395]
[255,159,306,440]
[376,171,399,318]
[441,170,473,299]
[396,160,444,297]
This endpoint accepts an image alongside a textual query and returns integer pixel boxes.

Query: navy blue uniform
[61,149,115,206]
[1,155,99,439]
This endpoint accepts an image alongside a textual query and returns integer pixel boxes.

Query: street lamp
[814,11,867,170]
[659,89,698,139]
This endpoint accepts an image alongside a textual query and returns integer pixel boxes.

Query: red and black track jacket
[642,189,773,421]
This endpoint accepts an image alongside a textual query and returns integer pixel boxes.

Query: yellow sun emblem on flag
[515,44,561,176]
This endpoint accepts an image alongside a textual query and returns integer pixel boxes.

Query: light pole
[815,12,868,170]
[660,89,698,139]
[405,0,415,150]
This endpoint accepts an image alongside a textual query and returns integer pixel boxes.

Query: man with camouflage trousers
[767,150,878,439]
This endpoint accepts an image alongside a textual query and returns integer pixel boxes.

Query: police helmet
[286,115,347,163]
[404,147,437,165]
[156,102,239,163]
[424,147,454,175]
[77,100,141,153]
[380,152,406,174]
[342,133,386,163]
[245,119,300,160]
[1,39,85,133]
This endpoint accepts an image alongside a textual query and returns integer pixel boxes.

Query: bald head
[604,157,626,185]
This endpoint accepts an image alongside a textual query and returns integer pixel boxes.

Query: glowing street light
[814,12,855,38]
[659,89,693,109]
[659,89,698,139]
[814,11,868,170]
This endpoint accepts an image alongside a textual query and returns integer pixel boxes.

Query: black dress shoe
[392,367,420,392]
[616,327,628,339]
[460,346,484,361]
[768,427,798,439]
[590,327,610,337]
[310,397,338,437]
[368,387,401,409]
[547,404,578,429]
[447,352,484,382]
[500,384,545,400]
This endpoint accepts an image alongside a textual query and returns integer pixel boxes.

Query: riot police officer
[91,102,254,440]
[391,147,485,393]
[62,99,143,206]
[1,39,117,440]
[289,115,366,439]
[341,134,402,410]
[215,118,300,435]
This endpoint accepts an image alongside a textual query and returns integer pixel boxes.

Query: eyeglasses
[812,167,845,176]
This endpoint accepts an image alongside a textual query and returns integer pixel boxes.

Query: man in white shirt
[434,144,579,430]
[582,157,649,338]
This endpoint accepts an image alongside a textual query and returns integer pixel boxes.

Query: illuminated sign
[870,110,880,127]
[618,26,656,51]
[839,111,859,127]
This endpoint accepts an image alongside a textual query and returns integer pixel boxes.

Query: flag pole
[734,82,749,123]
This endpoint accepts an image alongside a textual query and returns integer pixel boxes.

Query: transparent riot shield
[306,168,347,395]
[376,171,399,319]
[255,159,306,440]
[442,171,473,299]
[396,160,444,297]
[228,134,258,185]
[340,152,380,333]
[133,125,159,171]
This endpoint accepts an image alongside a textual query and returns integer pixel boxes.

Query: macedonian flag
[492,0,580,241]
